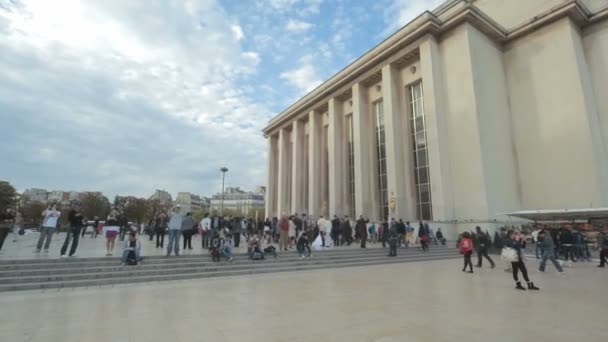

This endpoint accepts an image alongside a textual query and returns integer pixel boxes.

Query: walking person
[419,221,430,252]
[12,209,23,242]
[60,202,84,258]
[0,208,15,254]
[166,205,183,256]
[341,216,353,246]
[92,217,100,238]
[35,204,61,254]
[278,214,289,251]
[505,230,540,291]
[597,231,608,268]
[356,216,368,248]
[154,212,166,248]
[181,212,195,251]
[200,213,211,249]
[538,229,563,273]
[475,226,495,268]
[459,232,474,273]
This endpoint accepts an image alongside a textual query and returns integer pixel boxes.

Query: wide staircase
[0,245,458,292]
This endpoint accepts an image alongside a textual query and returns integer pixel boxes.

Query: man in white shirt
[200,213,211,249]
[35,204,61,253]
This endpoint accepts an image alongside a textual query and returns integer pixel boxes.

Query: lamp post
[220,167,229,216]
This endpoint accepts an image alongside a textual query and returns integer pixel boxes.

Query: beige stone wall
[474,0,568,29]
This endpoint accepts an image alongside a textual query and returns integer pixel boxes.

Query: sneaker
[69,254,77,258]
[598,265,605,268]
[61,255,68,258]
[228,257,234,262]
[34,249,41,253]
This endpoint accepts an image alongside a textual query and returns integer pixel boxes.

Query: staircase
[0,246,458,292]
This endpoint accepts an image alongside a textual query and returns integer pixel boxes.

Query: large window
[347,114,355,218]
[409,82,432,220]
[374,101,388,221]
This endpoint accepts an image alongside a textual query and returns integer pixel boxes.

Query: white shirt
[322,220,332,233]
[200,217,211,231]
[42,209,61,228]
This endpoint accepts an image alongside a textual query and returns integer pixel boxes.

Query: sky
[0,0,445,199]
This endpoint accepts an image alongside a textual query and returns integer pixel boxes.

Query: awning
[503,208,608,222]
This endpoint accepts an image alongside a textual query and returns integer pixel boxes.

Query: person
[538,229,563,273]
[396,219,406,247]
[209,232,222,262]
[368,222,377,244]
[167,205,183,256]
[118,209,129,241]
[210,211,222,238]
[341,216,353,246]
[12,209,23,242]
[459,232,474,273]
[405,221,414,246]
[92,217,100,238]
[435,228,446,245]
[248,234,264,260]
[60,202,84,258]
[355,216,368,248]
[387,223,399,257]
[200,213,211,249]
[505,230,540,290]
[231,216,242,248]
[154,212,167,248]
[104,208,120,256]
[559,227,577,262]
[222,233,234,262]
[297,232,311,258]
[319,216,330,247]
[35,204,61,254]
[419,221,430,251]
[0,208,15,253]
[181,212,195,251]
[597,231,608,268]
[531,226,541,259]
[121,232,142,265]
[263,217,272,244]
[475,226,495,268]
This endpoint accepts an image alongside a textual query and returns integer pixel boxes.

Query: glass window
[408,82,432,221]
[375,100,388,220]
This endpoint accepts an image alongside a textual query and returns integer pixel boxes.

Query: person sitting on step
[121,232,142,266]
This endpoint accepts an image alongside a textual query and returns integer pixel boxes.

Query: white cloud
[384,0,445,36]
[286,19,313,32]
[231,24,245,40]
[267,0,322,14]
[279,55,322,93]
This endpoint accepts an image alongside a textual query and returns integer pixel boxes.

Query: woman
[419,221,430,252]
[181,212,195,250]
[154,212,167,249]
[459,232,474,273]
[505,230,540,290]
[104,208,120,256]
[288,216,296,249]
[12,209,23,242]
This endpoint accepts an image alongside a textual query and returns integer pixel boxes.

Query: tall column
[265,134,277,218]
[291,119,305,214]
[308,110,322,217]
[328,98,345,217]
[352,83,375,218]
[420,35,454,221]
[382,64,410,220]
[277,127,290,216]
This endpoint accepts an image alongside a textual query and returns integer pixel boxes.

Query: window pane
[415,132,426,149]
[421,203,432,220]
[415,117,424,133]
[417,149,428,167]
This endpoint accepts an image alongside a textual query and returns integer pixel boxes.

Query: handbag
[501,247,518,262]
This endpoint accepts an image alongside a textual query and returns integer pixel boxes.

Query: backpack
[459,239,472,253]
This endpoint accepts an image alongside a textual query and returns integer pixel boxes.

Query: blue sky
[0,0,444,199]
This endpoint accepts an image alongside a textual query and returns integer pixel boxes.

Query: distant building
[22,188,48,203]
[148,189,173,206]
[210,187,265,216]
[47,190,63,204]
[175,192,210,213]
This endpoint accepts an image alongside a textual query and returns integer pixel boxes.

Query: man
[278,214,289,251]
[200,213,211,249]
[294,213,303,239]
[316,215,325,242]
[121,232,142,266]
[538,229,563,272]
[210,210,222,237]
[340,216,352,246]
[118,208,129,241]
[597,231,608,268]
[231,216,242,248]
[475,226,495,268]
[0,208,15,254]
[331,215,341,246]
[166,205,183,256]
[531,226,542,259]
[60,202,84,258]
[356,216,368,248]
[405,221,414,246]
[35,204,61,253]
[397,219,406,248]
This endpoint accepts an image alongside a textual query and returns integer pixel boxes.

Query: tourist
[154,212,167,248]
[12,209,23,242]
[92,217,100,238]
[475,226,495,268]
[322,217,331,247]
[118,208,129,242]
[379,221,386,248]
[278,214,289,251]
[166,205,183,256]
[104,208,120,256]
[121,232,142,265]
[387,223,399,257]
[573,228,590,262]
[231,216,242,248]
[341,216,353,246]
[200,213,211,249]
[263,217,272,244]
[397,219,406,247]
[209,232,222,262]
[597,231,608,268]
[210,211,222,237]
[248,234,264,260]
[288,215,296,248]
[559,227,577,262]
[331,215,341,246]
[419,221,430,252]
[356,216,368,248]
[505,230,540,290]
[181,212,195,251]
[60,202,84,258]
[405,221,414,246]
[222,233,234,262]
[35,204,61,254]
[436,228,446,245]
[0,208,15,254]
[531,226,542,259]
[538,229,563,273]
[459,232,474,273]
[271,216,278,242]
[297,232,311,258]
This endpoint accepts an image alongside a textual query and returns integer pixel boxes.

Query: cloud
[279,55,322,94]
[286,19,313,32]
[0,0,268,198]
[384,0,445,36]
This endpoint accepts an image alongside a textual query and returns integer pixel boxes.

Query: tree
[20,201,47,226]
[0,181,17,211]
[123,198,149,224]
[81,192,111,220]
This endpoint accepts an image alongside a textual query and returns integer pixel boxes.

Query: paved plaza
[0,257,606,342]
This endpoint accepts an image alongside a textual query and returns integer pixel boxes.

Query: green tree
[123,198,149,224]
[81,192,111,220]
[0,181,17,211]
[20,201,47,226]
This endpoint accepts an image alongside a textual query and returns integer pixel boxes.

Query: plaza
[0,257,606,342]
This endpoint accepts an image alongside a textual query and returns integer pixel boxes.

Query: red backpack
[459,238,472,253]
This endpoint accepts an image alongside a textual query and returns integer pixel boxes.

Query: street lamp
[220,167,229,216]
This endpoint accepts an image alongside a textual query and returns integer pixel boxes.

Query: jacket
[505,238,526,261]
[181,215,194,232]
[123,239,141,252]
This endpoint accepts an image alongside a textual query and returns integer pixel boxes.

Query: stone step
[0,253,460,292]
[0,250,458,283]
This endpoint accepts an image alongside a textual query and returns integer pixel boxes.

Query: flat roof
[504,208,608,221]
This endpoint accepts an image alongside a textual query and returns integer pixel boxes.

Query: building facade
[175,192,209,213]
[148,189,173,206]
[22,188,48,203]
[263,0,608,236]
[210,187,265,216]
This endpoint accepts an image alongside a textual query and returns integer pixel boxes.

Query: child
[121,232,142,266]
[296,232,311,258]
[209,232,222,262]
[459,232,474,273]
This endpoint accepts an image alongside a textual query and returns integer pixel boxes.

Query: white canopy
[503,208,608,222]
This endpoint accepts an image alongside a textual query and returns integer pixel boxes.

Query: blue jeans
[222,245,232,260]
[36,227,56,251]
[535,243,543,258]
[539,249,563,272]
[121,249,141,263]
[167,230,180,256]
